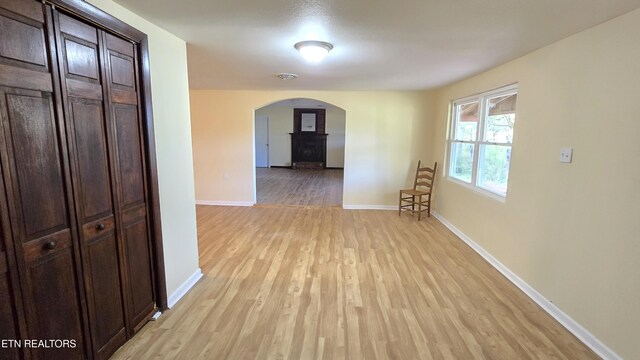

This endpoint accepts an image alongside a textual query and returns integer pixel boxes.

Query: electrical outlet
[560,147,573,163]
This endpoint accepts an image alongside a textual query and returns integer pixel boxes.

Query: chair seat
[400,189,430,196]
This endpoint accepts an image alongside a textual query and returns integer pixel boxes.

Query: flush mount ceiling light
[276,73,299,80]
[294,41,333,63]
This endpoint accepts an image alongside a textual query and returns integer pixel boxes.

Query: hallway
[256,168,343,207]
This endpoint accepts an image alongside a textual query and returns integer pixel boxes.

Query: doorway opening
[254,98,346,207]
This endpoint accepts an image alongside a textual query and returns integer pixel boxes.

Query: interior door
[103,31,157,333]
[53,11,127,359]
[255,115,269,167]
[0,2,88,358]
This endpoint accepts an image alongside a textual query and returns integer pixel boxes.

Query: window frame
[447,84,518,199]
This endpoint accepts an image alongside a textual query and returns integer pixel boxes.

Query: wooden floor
[256,168,343,207]
[110,206,598,360]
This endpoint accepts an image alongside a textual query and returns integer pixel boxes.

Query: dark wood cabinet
[0,1,165,359]
[291,108,328,169]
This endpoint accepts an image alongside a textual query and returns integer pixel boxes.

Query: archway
[253,98,346,207]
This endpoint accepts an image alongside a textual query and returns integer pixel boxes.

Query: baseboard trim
[267,166,344,170]
[167,268,203,309]
[431,212,621,360]
[342,205,397,210]
[196,200,254,207]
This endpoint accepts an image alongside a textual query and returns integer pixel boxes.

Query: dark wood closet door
[53,11,127,359]
[103,32,156,333]
[0,168,25,360]
[0,2,88,359]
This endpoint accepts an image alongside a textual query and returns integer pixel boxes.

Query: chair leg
[418,194,422,221]
[427,194,431,217]
[398,191,402,217]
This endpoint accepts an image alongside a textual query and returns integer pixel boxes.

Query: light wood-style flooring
[256,168,343,207]
[110,206,598,359]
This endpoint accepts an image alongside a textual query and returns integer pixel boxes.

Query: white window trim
[447,84,518,200]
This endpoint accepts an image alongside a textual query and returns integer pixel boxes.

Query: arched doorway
[254,98,346,207]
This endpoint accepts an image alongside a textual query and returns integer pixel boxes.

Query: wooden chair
[399,161,437,221]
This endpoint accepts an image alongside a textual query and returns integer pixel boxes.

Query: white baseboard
[196,200,254,207]
[342,205,397,210]
[431,212,621,360]
[196,201,398,210]
[167,268,203,309]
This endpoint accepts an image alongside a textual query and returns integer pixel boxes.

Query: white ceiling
[113,0,640,91]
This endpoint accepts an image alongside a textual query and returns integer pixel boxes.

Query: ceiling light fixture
[294,41,333,63]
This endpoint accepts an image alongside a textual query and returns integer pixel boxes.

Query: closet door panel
[69,100,112,218]
[109,55,134,87]
[64,40,99,79]
[55,11,127,359]
[0,0,44,26]
[114,104,144,205]
[0,4,88,358]
[0,1,66,236]
[123,218,153,324]
[0,90,86,359]
[106,33,155,331]
[5,94,68,234]
[66,96,126,359]
[0,13,46,67]
[26,247,84,359]
[84,229,124,357]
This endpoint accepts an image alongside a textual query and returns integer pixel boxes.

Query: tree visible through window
[448,85,517,197]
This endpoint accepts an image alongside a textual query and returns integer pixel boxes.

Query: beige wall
[325,107,347,168]
[191,90,434,206]
[87,0,200,298]
[431,8,640,359]
[255,103,346,168]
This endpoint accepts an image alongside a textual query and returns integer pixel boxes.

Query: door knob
[43,241,56,250]
[96,223,105,231]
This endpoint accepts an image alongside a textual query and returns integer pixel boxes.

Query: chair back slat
[413,161,438,192]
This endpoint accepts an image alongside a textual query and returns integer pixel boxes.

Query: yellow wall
[87,0,200,299]
[190,90,435,206]
[431,8,640,359]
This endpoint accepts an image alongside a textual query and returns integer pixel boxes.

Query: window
[448,85,517,197]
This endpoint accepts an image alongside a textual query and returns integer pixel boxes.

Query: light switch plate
[560,147,573,163]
